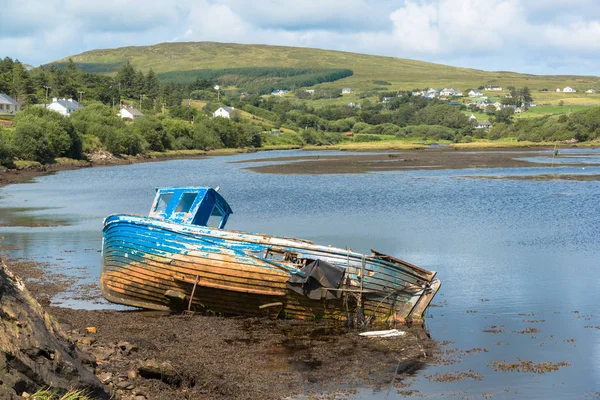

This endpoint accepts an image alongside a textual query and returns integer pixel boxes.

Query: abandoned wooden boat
[100,187,441,323]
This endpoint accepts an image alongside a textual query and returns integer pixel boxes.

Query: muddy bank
[240,148,600,174]
[50,307,438,400]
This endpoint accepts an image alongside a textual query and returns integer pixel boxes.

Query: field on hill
[55,42,600,93]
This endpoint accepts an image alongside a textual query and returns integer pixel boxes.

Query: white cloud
[184,3,249,41]
[388,0,524,55]
[542,21,600,52]
[1,0,600,74]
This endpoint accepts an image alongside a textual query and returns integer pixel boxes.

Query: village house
[468,90,483,97]
[484,85,502,91]
[563,86,576,93]
[423,92,438,99]
[46,97,82,117]
[347,102,361,108]
[212,106,235,119]
[474,121,492,129]
[440,88,463,97]
[341,88,352,94]
[556,88,561,92]
[271,89,288,97]
[0,93,20,116]
[411,90,424,96]
[503,105,522,113]
[117,106,144,120]
[305,89,315,94]
[381,96,393,103]
[586,89,597,94]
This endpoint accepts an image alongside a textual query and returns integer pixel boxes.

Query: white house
[484,86,502,91]
[117,106,144,120]
[212,106,235,119]
[468,90,483,97]
[305,89,315,94]
[341,88,352,94]
[586,89,597,94]
[46,98,82,117]
[474,121,492,129]
[440,88,463,97]
[563,86,576,93]
[271,89,287,96]
[0,93,20,116]
[556,88,561,92]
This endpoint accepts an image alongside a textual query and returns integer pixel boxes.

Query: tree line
[0,57,186,111]
[158,67,353,95]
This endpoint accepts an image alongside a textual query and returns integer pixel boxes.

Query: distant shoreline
[1,144,598,189]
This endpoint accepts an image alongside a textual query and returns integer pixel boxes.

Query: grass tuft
[30,388,91,400]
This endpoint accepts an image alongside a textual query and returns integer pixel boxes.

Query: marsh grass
[30,388,91,400]
[303,142,428,151]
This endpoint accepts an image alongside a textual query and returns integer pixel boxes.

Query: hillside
[54,42,600,92]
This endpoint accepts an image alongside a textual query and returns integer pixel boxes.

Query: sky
[2,0,600,75]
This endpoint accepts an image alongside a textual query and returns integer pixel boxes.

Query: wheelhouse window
[175,193,197,213]
[154,193,173,213]
[207,205,224,228]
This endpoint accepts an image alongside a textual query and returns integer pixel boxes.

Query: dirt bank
[239,148,600,174]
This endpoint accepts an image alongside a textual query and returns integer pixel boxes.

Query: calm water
[1,149,600,399]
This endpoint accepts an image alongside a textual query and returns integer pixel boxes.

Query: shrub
[132,117,170,152]
[354,134,382,142]
[0,131,14,168]
[192,121,223,149]
[12,122,53,162]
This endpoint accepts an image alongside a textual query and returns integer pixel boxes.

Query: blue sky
[2,0,600,75]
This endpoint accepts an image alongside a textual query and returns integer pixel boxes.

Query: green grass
[526,105,592,115]
[54,42,600,93]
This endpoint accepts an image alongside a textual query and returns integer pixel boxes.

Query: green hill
[54,41,600,92]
